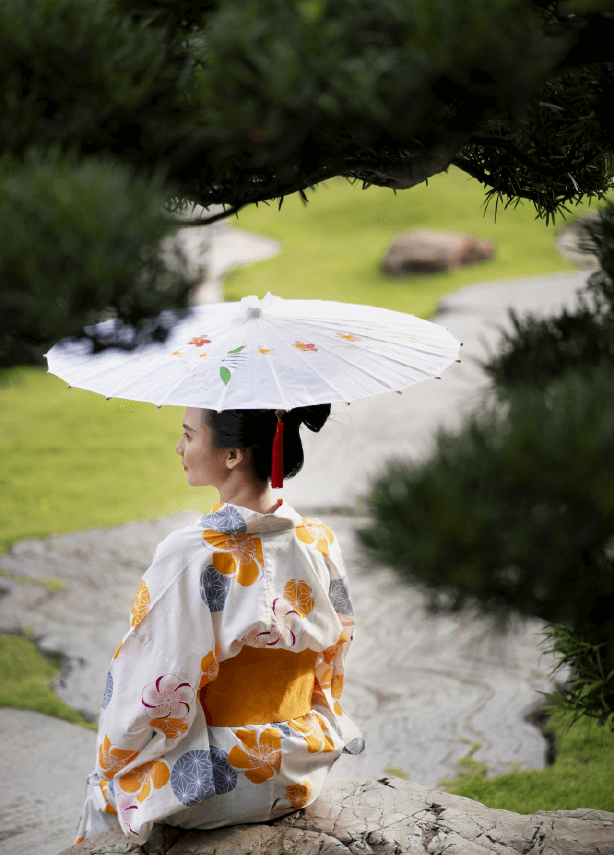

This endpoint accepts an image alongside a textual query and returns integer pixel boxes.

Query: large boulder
[382,229,494,276]
[58,777,614,855]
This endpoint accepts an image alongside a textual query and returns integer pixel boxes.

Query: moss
[383,766,409,780]
[0,565,65,592]
[444,713,614,813]
[438,739,492,791]
[0,634,96,729]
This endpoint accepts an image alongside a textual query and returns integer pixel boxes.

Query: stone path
[0,710,97,855]
[164,209,280,306]
[191,221,280,305]
[0,238,593,854]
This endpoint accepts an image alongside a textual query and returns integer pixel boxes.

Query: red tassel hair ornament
[271,410,285,488]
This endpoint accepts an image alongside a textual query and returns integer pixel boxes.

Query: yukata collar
[197,499,303,536]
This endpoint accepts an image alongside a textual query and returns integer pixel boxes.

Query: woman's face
[175,408,228,488]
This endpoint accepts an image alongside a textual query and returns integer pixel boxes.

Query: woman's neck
[217,479,280,515]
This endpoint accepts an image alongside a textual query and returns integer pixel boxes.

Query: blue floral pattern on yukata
[102,672,113,710]
[210,746,238,795]
[200,565,232,612]
[328,578,354,616]
[274,722,293,738]
[198,506,247,534]
[343,737,365,755]
[171,750,215,807]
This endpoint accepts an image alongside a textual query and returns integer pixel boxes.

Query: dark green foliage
[360,361,614,633]
[455,64,614,224]
[174,0,550,208]
[114,0,219,33]
[0,0,193,164]
[580,200,614,295]
[166,1,614,221]
[485,307,614,391]
[0,149,190,365]
[1,0,614,360]
[543,623,614,728]
[361,352,614,730]
[0,0,199,361]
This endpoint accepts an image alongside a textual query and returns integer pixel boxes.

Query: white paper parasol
[46,292,461,410]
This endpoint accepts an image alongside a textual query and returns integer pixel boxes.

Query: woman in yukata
[76,404,365,846]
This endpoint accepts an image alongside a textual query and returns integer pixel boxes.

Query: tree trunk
[59,777,614,855]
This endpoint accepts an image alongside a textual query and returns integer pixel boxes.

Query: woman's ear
[225,447,245,471]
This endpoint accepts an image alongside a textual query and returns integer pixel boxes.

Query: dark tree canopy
[1,0,614,361]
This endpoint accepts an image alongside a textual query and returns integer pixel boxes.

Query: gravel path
[0,240,592,854]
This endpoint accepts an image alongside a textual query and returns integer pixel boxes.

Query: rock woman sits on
[75,405,364,846]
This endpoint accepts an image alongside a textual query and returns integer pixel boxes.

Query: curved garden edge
[60,776,614,855]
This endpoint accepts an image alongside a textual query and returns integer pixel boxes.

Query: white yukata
[75,499,364,846]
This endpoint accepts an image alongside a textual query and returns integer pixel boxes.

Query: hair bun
[289,403,331,433]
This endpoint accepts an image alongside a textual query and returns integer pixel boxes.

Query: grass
[440,714,614,813]
[0,564,65,592]
[225,168,596,319]
[0,366,218,554]
[0,634,96,729]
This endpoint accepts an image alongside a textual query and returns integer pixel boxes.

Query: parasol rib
[261,326,292,412]
[312,338,436,391]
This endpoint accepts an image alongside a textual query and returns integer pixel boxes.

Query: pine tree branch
[468,135,603,178]
[175,204,244,226]
[451,156,546,208]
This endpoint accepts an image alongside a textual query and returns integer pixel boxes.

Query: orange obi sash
[200,646,316,727]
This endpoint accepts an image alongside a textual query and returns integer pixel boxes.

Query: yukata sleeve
[314,532,365,753]
[94,531,219,842]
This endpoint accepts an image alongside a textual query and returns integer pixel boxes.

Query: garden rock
[58,777,614,855]
[382,229,494,276]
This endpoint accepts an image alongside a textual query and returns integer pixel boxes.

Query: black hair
[204,404,331,483]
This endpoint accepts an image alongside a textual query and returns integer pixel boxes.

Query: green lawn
[0,367,217,554]
[442,712,614,814]
[225,168,592,318]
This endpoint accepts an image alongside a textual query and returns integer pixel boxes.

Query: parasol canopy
[46,292,461,410]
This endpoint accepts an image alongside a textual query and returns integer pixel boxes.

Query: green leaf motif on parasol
[219,345,247,385]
